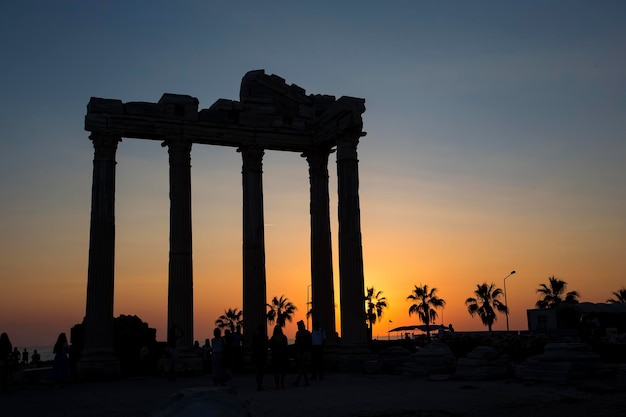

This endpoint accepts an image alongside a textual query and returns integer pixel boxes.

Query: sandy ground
[1,371,625,417]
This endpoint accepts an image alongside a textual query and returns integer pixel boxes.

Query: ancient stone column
[336,134,368,347]
[304,147,336,337]
[239,146,267,348]
[78,133,121,378]
[165,140,194,349]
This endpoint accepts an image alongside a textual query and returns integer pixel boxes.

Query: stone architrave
[336,133,368,347]
[304,147,336,336]
[77,133,121,378]
[239,146,268,347]
[165,140,194,349]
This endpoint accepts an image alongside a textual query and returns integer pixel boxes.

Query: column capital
[335,133,361,161]
[238,146,265,173]
[163,140,192,167]
[302,147,334,176]
[90,134,121,160]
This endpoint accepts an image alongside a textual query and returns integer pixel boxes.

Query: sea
[20,346,55,363]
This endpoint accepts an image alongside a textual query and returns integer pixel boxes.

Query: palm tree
[215,307,243,332]
[266,295,297,328]
[465,282,507,333]
[406,284,445,340]
[365,287,388,340]
[607,287,626,304]
[535,276,580,309]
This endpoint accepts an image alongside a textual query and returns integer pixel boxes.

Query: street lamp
[306,285,312,330]
[503,270,516,333]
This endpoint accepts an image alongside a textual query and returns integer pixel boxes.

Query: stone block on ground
[411,342,456,375]
[454,346,511,381]
[149,386,249,417]
[377,346,412,374]
[515,342,602,382]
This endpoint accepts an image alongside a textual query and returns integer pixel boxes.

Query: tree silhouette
[607,287,626,304]
[266,295,297,328]
[406,284,445,340]
[365,287,388,340]
[535,276,580,309]
[215,308,243,332]
[465,282,507,333]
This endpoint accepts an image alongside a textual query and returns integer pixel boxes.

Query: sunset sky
[1,1,625,347]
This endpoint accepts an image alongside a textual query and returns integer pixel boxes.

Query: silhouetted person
[52,332,70,385]
[223,329,234,373]
[211,328,229,386]
[251,324,268,391]
[438,325,445,339]
[293,320,311,387]
[201,338,211,374]
[31,349,41,367]
[167,324,184,380]
[269,325,288,389]
[193,340,202,368]
[310,319,326,380]
[11,347,20,365]
[21,348,29,365]
[0,332,12,390]
[231,325,243,373]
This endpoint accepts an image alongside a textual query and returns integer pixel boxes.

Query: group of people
[1,333,43,390]
[4,346,41,367]
[0,331,71,389]
[248,319,326,391]
[201,319,328,391]
[205,325,245,383]
[2,321,329,390]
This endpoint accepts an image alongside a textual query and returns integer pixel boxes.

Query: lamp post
[306,285,312,330]
[503,270,516,333]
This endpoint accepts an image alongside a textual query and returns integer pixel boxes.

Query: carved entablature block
[87,97,123,114]
[85,70,365,152]
[158,94,199,121]
[124,102,163,118]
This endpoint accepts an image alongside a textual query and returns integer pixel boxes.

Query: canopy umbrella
[388,325,421,333]
[388,324,446,333]
[415,324,445,332]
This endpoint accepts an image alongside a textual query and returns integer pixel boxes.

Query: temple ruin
[79,70,367,376]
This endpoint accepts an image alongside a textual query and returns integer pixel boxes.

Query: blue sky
[1,1,625,345]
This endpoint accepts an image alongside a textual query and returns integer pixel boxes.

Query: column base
[76,349,120,380]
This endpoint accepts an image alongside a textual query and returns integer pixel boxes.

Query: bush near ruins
[71,314,159,376]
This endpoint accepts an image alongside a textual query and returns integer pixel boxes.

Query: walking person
[231,325,243,373]
[166,324,184,380]
[292,320,311,387]
[269,325,288,389]
[211,328,229,386]
[310,319,326,380]
[51,332,71,385]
